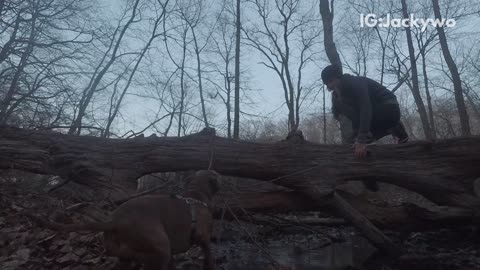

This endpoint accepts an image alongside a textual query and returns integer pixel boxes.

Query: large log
[4,126,480,256]
[216,191,480,231]
[1,126,479,210]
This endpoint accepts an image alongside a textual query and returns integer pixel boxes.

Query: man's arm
[345,77,372,143]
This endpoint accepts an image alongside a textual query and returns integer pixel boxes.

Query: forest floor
[1,182,480,270]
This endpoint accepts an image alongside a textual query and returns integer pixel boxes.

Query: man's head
[321,64,342,91]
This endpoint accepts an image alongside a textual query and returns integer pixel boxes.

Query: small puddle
[222,234,376,270]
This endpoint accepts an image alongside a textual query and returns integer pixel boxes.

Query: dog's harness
[174,195,208,241]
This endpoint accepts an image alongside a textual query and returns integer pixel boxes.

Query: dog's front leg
[201,242,215,270]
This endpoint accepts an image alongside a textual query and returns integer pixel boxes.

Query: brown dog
[30,170,220,270]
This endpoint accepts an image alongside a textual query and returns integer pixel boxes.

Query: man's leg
[390,121,409,144]
[339,114,356,144]
[336,113,378,192]
[363,103,404,192]
[337,104,376,144]
[336,109,378,191]
[370,103,403,141]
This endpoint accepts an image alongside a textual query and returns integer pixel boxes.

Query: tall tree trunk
[226,65,232,139]
[233,0,241,139]
[164,107,175,136]
[431,0,471,136]
[178,29,188,137]
[319,0,350,143]
[420,46,437,139]
[191,27,209,128]
[400,0,432,140]
[319,0,341,69]
[322,84,327,144]
[282,20,296,131]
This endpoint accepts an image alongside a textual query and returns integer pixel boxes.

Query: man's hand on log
[353,143,368,158]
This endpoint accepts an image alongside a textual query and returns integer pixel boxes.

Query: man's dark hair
[321,64,342,84]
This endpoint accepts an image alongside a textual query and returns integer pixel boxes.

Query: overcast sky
[100,0,480,136]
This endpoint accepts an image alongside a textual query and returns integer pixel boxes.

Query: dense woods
[1,0,480,269]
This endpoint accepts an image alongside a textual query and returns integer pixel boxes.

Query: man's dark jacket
[331,74,398,143]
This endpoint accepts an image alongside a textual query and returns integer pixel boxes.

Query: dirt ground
[1,182,479,270]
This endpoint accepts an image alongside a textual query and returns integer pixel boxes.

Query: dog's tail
[26,212,115,233]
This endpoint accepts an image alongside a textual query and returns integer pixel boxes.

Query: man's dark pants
[339,103,408,191]
[341,103,408,144]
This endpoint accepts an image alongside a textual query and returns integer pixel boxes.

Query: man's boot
[391,121,409,144]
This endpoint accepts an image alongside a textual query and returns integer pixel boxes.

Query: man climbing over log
[321,64,409,192]
[321,64,409,158]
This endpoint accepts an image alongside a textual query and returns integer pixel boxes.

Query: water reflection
[225,234,376,270]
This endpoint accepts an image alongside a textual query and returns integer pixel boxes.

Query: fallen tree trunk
[1,126,479,209]
[216,191,480,231]
[2,126,480,255]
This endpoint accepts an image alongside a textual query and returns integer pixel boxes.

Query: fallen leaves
[0,189,115,270]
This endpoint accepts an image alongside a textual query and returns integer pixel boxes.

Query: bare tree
[104,0,170,137]
[0,0,96,127]
[431,0,471,136]
[208,9,236,138]
[319,0,341,68]
[204,1,257,138]
[322,84,327,143]
[374,26,393,85]
[401,0,433,139]
[233,0,241,139]
[177,0,215,128]
[463,49,480,122]
[415,27,437,139]
[0,0,40,124]
[163,1,192,136]
[162,0,220,135]
[68,0,141,135]
[244,0,322,131]
[319,0,354,144]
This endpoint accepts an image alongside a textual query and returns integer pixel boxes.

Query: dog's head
[186,170,221,198]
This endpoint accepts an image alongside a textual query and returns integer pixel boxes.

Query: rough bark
[1,126,480,211]
[3,126,480,255]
